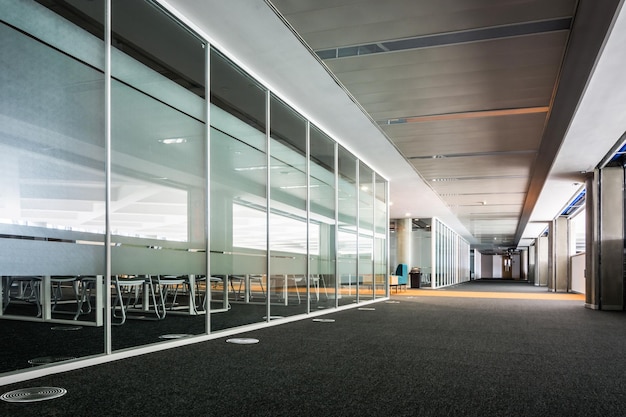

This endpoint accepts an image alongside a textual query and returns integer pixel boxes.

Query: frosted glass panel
[0,0,106,374]
[110,0,207,350]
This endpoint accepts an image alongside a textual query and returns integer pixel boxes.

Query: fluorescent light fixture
[279,184,320,189]
[158,138,187,144]
[234,165,285,172]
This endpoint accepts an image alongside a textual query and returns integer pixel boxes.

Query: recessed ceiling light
[158,138,187,144]
[405,212,411,217]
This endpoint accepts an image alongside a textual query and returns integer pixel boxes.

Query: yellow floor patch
[394,288,585,301]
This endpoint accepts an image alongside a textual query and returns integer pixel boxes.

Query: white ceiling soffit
[160,0,475,242]
[521,0,626,241]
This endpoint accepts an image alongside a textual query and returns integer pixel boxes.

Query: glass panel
[209,48,268,330]
[411,218,432,288]
[337,146,357,306]
[310,125,336,309]
[268,94,307,317]
[0,0,105,373]
[111,0,207,350]
[358,162,374,300]
[374,174,387,296]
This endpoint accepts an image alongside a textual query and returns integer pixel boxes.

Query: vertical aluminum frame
[306,121,311,313]
[355,159,360,303]
[370,170,375,298]
[104,0,112,355]
[265,90,271,323]
[204,41,211,334]
[334,142,339,309]
[386,178,390,298]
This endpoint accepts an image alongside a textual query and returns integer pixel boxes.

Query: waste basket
[409,272,421,288]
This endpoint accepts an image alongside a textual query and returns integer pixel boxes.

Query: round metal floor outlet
[28,356,76,366]
[312,318,335,323]
[358,307,376,311]
[226,338,259,345]
[158,334,193,339]
[385,301,400,304]
[262,315,284,320]
[1,387,67,403]
[51,325,83,331]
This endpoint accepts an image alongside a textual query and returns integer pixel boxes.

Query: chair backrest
[394,263,408,277]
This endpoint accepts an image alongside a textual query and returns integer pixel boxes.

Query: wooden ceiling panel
[324,32,568,75]
[429,177,530,195]
[273,0,576,50]
[411,153,536,179]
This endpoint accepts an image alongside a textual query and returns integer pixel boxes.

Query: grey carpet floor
[1,281,625,417]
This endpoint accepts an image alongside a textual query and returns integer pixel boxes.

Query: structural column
[587,167,624,310]
[528,243,536,284]
[548,217,569,291]
[536,235,549,286]
[395,218,412,268]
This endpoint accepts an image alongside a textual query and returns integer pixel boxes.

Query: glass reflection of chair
[153,275,188,318]
[229,274,266,302]
[270,274,304,305]
[111,275,160,325]
[309,274,328,301]
[2,276,43,316]
[74,276,97,320]
[194,275,225,311]
[50,276,81,317]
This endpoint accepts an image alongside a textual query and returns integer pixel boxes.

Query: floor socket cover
[28,356,75,366]
[226,338,259,344]
[51,326,82,331]
[159,334,193,339]
[1,387,67,403]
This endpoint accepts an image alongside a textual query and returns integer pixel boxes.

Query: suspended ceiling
[263,0,625,253]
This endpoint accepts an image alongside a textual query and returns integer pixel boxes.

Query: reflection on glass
[111,0,207,350]
[359,162,374,300]
[337,146,357,305]
[310,125,336,308]
[210,47,268,330]
[269,94,307,316]
[374,174,387,295]
[0,0,105,374]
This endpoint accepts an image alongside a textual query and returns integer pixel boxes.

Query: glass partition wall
[0,0,106,374]
[337,147,358,306]
[374,174,388,296]
[432,218,470,288]
[0,0,387,381]
[358,163,375,301]
[209,48,268,330]
[109,0,208,350]
[310,126,337,309]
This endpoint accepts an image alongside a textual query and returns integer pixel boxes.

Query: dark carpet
[1,281,626,417]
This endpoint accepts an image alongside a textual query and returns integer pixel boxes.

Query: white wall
[511,254,521,279]
[481,254,493,278]
[492,255,503,278]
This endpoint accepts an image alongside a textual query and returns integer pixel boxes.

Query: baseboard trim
[600,304,623,311]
